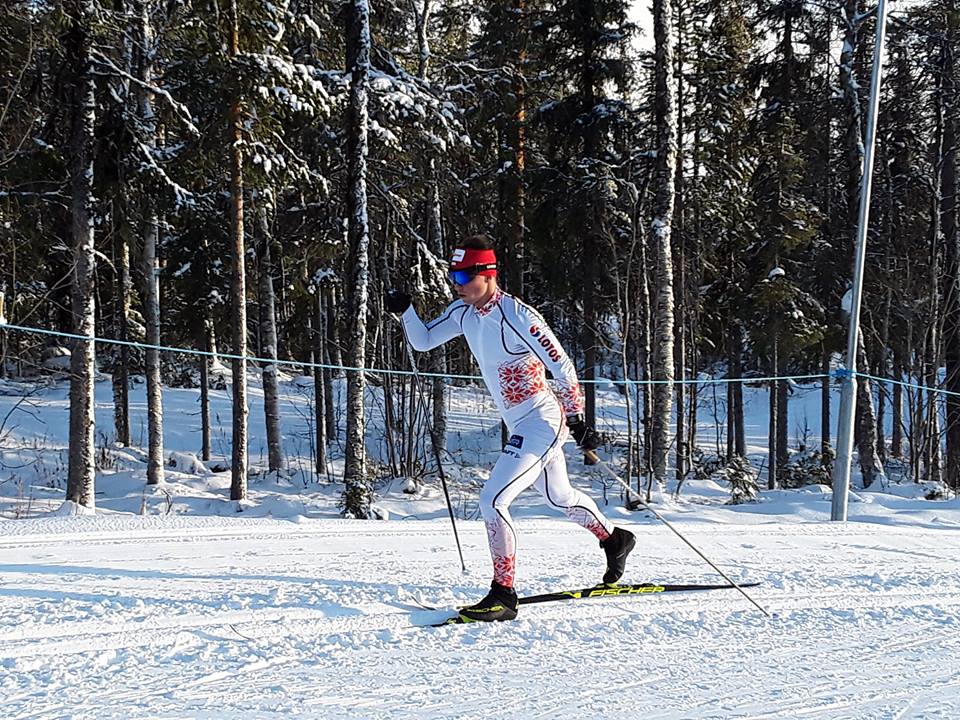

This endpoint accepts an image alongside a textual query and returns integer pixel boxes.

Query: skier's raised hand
[385,288,412,314]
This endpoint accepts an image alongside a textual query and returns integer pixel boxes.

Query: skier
[385,235,635,622]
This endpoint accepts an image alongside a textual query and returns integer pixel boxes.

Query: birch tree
[649,0,678,485]
[136,0,164,486]
[65,0,97,510]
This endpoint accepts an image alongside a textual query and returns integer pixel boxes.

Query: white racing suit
[402,288,613,587]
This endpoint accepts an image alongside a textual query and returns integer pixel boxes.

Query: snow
[842,287,854,314]
[2,374,960,717]
[2,513,960,717]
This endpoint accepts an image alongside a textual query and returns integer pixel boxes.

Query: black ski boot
[600,527,636,585]
[459,581,519,623]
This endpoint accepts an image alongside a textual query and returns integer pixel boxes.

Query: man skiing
[385,235,635,623]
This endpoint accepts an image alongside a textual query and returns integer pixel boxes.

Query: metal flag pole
[832,0,891,521]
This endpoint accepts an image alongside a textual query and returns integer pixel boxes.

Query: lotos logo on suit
[528,325,562,362]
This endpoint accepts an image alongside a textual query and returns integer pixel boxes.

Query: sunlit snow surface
[1,375,959,718]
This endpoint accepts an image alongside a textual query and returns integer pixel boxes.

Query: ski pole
[391,315,467,574]
[584,450,771,618]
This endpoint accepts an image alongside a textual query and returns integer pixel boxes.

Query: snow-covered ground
[2,372,960,717]
[3,513,960,718]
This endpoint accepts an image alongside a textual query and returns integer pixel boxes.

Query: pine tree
[342,0,373,518]
[530,0,635,430]
[692,0,758,462]
[940,0,959,490]
[748,0,826,487]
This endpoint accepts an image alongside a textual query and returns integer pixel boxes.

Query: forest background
[0,0,958,517]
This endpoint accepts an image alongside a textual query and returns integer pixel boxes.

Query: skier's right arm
[400,300,467,352]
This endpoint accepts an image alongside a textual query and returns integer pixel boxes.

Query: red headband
[450,247,497,276]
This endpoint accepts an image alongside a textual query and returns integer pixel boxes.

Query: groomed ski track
[3,517,960,719]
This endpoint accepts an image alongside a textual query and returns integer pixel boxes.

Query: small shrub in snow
[691,448,724,482]
[95,432,117,471]
[722,456,759,505]
[161,353,202,388]
[779,447,834,488]
[691,449,759,504]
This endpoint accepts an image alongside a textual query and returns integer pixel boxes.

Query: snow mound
[166,451,210,476]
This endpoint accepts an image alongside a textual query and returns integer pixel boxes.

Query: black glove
[385,288,411,314]
[567,415,601,451]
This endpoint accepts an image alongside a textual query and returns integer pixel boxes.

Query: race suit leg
[479,406,613,587]
[478,411,565,588]
[533,451,613,542]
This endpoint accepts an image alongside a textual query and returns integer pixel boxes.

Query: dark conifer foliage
[1,0,958,506]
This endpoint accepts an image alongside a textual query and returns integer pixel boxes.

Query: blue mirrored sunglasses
[449,264,496,286]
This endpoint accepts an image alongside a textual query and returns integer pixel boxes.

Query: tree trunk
[768,339,779,490]
[200,319,212,462]
[413,0,449,455]
[323,284,336,440]
[65,0,97,510]
[314,284,327,476]
[672,1,686,487]
[821,343,832,465]
[228,0,248,501]
[727,321,746,461]
[841,0,884,489]
[638,208,653,495]
[134,0,164,487]
[257,205,284,473]
[112,202,131,446]
[777,356,789,471]
[855,332,884,488]
[428,185,447,455]
[0,229,13,377]
[650,0,678,485]
[579,0,599,433]
[925,363,942,483]
[890,350,903,459]
[876,257,892,465]
[142,209,165,485]
[942,2,959,491]
[342,0,373,518]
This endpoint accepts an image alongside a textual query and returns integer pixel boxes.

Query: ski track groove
[2,518,958,551]
[3,584,957,663]
[4,519,960,718]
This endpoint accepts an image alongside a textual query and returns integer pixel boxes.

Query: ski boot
[600,526,636,585]
[459,581,519,622]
